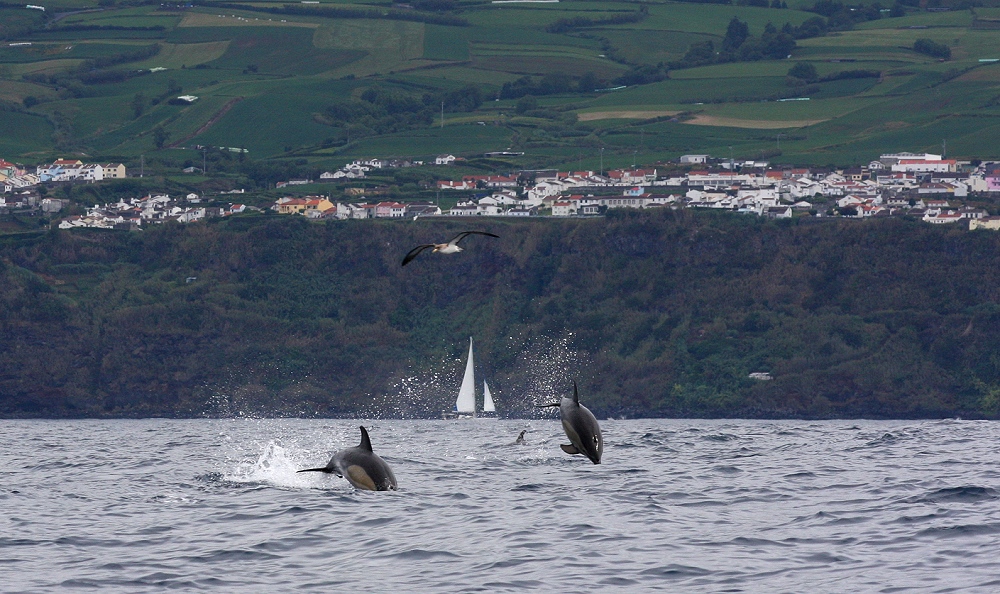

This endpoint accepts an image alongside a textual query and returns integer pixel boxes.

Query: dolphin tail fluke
[560,444,581,455]
[297,467,332,473]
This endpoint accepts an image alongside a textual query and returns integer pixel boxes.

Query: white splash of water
[224,440,323,489]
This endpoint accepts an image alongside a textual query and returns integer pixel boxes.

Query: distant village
[270,151,1000,230]
[4,152,1000,231]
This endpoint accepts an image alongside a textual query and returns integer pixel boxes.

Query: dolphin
[297,426,398,491]
[538,382,603,464]
[513,429,527,445]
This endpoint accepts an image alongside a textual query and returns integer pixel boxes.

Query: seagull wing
[401,244,434,267]
[449,230,500,246]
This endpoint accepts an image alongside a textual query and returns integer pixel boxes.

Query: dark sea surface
[2,419,1000,592]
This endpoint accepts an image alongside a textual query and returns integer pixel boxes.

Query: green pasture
[0,80,55,103]
[465,25,596,49]
[395,67,521,88]
[465,1,639,12]
[61,14,182,29]
[786,113,1000,165]
[423,25,469,61]
[594,128,767,163]
[855,10,974,30]
[85,92,217,153]
[671,61,903,79]
[0,42,145,64]
[28,29,166,41]
[632,4,817,36]
[470,54,625,78]
[63,94,137,138]
[465,7,626,28]
[186,86,340,155]
[130,41,231,69]
[312,19,425,77]
[600,29,716,66]
[192,27,363,75]
[5,59,84,77]
[0,7,46,34]
[583,76,797,107]
[338,123,512,160]
[694,95,882,122]
[166,23,303,43]
[806,26,963,48]
[795,25,1000,63]
[0,111,54,157]
[72,68,242,99]
[162,94,239,141]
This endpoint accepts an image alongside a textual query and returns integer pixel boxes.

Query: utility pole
[202,147,207,175]
[441,101,444,129]
[942,139,946,158]
[140,154,144,178]
[600,147,604,176]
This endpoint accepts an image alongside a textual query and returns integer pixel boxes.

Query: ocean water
[2,418,1000,592]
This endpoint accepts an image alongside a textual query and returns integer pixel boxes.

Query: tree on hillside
[788,62,818,82]
[913,38,951,60]
[722,17,750,53]
[131,93,145,119]
[681,40,716,67]
[152,126,170,149]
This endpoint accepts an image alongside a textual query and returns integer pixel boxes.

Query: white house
[551,200,579,216]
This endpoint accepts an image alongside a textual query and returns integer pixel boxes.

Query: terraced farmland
[0,0,999,169]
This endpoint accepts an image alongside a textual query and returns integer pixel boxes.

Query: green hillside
[3,212,1000,419]
[2,0,1000,169]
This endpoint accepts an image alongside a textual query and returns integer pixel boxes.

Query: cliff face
[3,210,1000,419]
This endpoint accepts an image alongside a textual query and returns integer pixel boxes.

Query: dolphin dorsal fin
[359,426,373,452]
[572,381,579,405]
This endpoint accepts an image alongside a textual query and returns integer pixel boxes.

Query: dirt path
[168,97,243,148]
[577,110,680,121]
[683,115,826,129]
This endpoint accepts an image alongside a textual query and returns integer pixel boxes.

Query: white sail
[455,337,476,414]
[483,381,495,413]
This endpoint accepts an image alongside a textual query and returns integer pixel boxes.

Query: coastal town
[4,152,1000,231]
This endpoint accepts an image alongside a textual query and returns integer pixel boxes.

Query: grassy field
[0,111,54,156]
[2,0,1000,168]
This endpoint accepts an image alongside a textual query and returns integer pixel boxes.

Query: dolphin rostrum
[538,381,603,464]
[297,426,398,491]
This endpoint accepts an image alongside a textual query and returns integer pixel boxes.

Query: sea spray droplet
[225,441,317,489]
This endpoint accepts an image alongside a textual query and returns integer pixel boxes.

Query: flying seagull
[401,231,499,267]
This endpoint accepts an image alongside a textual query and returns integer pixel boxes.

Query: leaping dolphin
[297,426,398,491]
[538,382,603,464]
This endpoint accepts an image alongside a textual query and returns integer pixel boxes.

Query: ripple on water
[5,419,1000,592]
[909,486,999,504]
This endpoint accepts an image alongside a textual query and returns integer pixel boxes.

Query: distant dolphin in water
[513,429,527,445]
[538,382,603,464]
[297,426,397,491]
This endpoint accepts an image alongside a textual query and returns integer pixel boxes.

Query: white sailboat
[454,337,477,418]
[442,337,497,419]
[482,380,496,416]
